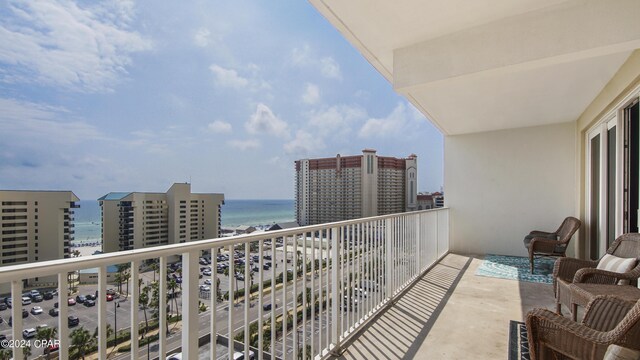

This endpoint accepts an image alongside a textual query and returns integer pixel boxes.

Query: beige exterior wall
[0,190,79,287]
[445,122,576,257]
[100,184,224,253]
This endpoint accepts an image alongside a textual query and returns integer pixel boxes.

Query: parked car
[0,303,7,311]
[33,294,43,302]
[263,303,277,311]
[29,290,40,298]
[264,255,272,260]
[106,294,113,302]
[68,315,79,327]
[204,279,212,285]
[23,328,36,339]
[235,273,245,281]
[21,296,32,305]
[166,352,183,360]
[85,294,96,301]
[30,306,43,315]
[76,295,86,304]
[67,298,76,306]
[84,299,95,307]
[49,308,59,317]
[43,291,54,300]
[106,288,116,295]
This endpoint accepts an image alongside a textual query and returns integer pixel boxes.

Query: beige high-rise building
[99,183,224,253]
[0,190,79,287]
[296,149,418,226]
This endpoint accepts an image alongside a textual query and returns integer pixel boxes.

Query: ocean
[72,199,295,243]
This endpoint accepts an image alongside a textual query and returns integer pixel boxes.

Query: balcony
[0,208,459,360]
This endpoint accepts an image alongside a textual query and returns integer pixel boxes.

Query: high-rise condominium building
[296,149,418,226]
[0,190,79,287]
[99,183,224,253]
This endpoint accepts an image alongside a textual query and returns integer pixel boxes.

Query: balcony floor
[334,253,556,359]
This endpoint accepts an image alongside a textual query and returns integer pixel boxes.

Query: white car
[23,328,36,339]
[199,285,210,292]
[204,279,212,285]
[30,306,43,315]
[202,269,212,276]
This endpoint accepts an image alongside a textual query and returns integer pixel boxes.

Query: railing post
[11,280,23,360]
[416,214,421,273]
[98,266,107,360]
[130,260,139,359]
[330,226,341,354]
[385,218,393,302]
[159,256,167,359]
[182,250,200,359]
[58,273,69,360]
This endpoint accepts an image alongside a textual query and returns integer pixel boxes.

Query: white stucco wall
[445,122,577,257]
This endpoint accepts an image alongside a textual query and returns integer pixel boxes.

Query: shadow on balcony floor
[333,253,555,360]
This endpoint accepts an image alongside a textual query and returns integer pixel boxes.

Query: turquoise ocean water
[73,199,295,243]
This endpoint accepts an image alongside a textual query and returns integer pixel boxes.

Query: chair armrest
[527,308,614,359]
[574,268,633,284]
[530,237,561,251]
[554,257,598,282]
[583,295,636,332]
[529,231,557,239]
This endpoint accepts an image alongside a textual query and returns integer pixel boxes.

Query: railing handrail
[0,208,449,283]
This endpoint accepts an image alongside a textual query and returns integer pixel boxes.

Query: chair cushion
[597,254,637,285]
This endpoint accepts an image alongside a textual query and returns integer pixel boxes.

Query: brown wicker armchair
[555,233,640,317]
[526,296,640,360]
[524,217,581,274]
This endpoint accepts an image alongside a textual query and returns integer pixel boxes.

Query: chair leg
[571,303,578,322]
[529,252,535,274]
[556,302,562,315]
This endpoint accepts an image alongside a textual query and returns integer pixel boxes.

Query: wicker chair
[526,296,640,360]
[524,217,581,274]
[554,233,640,317]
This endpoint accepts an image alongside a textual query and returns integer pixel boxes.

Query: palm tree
[115,263,130,294]
[167,279,179,317]
[22,345,31,360]
[37,327,58,359]
[70,327,94,360]
[0,349,11,360]
[150,261,159,283]
[139,284,151,335]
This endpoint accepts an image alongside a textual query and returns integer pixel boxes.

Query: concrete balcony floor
[334,253,556,359]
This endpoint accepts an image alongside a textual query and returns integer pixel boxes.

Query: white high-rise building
[296,149,418,226]
[99,183,224,253]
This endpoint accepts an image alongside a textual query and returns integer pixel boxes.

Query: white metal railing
[0,208,449,360]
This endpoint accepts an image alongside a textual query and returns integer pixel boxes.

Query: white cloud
[290,44,342,80]
[290,44,311,65]
[0,98,101,143]
[320,57,341,80]
[301,83,320,105]
[284,130,325,157]
[359,103,410,138]
[228,139,260,150]
[245,103,289,138]
[209,64,270,91]
[0,0,152,93]
[208,120,232,133]
[209,64,249,89]
[194,28,211,47]
[308,105,366,137]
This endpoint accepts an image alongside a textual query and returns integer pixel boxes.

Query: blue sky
[0,0,443,200]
